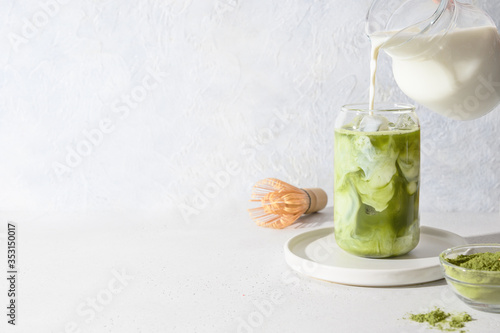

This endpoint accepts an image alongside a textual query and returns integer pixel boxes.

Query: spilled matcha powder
[407,308,472,332]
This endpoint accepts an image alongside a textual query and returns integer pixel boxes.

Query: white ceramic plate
[284,226,466,287]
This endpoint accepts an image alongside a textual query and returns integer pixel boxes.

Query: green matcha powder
[445,251,500,271]
[443,251,500,304]
[407,308,472,332]
[405,252,500,330]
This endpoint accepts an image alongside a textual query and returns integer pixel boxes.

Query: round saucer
[284,226,466,287]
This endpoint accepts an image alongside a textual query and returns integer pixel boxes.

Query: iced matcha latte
[334,104,420,258]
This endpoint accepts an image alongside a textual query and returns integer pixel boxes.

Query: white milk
[369,26,500,120]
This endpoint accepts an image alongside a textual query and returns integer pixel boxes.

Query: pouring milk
[367,0,500,120]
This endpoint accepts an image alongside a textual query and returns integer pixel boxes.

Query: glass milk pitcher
[367,0,500,120]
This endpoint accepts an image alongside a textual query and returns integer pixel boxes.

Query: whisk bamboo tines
[248,178,328,229]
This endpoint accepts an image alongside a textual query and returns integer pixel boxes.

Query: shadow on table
[320,277,448,289]
[395,278,447,288]
[287,206,333,229]
[465,232,500,244]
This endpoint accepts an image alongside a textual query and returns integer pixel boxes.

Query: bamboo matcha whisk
[248,178,328,229]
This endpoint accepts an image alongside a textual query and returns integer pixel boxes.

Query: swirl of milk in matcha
[334,119,420,258]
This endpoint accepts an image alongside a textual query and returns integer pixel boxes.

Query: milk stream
[368,36,384,114]
[369,26,500,120]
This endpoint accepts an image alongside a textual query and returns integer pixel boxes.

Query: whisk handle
[302,188,328,214]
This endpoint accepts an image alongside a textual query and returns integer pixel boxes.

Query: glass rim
[341,103,415,113]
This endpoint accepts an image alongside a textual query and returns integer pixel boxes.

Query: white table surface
[1,209,500,333]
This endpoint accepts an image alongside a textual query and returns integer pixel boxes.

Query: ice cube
[347,115,363,130]
[395,114,417,130]
[359,114,390,132]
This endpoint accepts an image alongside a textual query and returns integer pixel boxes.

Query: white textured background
[0,0,499,222]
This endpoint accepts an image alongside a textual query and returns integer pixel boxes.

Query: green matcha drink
[334,104,420,258]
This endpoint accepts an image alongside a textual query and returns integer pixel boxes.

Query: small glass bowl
[439,244,500,313]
